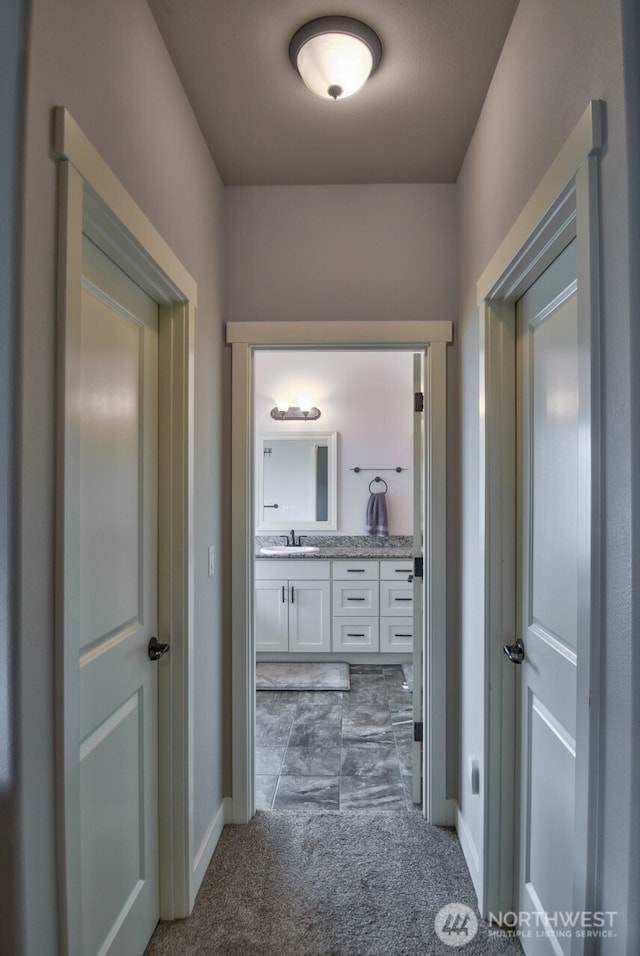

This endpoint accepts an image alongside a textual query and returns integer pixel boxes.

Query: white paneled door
[78,236,160,955]
[514,240,579,956]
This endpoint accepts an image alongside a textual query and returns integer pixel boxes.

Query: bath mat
[256,662,350,692]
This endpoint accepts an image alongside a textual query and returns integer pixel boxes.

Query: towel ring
[369,477,388,493]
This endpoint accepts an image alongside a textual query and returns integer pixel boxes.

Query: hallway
[6,3,639,953]
[144,810,523,955]
[144,666,524,954]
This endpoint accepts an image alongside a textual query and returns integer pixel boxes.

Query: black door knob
[148,636,170,661]
[503,638,525,664]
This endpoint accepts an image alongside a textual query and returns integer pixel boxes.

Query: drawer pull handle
[395,597,412,602]
[394,568,412,573]
[395,633,412,638]
[347,633,366,638]
[347,597,366,601]
[347,569,366,573]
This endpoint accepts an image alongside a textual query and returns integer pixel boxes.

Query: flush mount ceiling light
[289,15,382,101]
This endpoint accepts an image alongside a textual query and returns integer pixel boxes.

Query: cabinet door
[288,580,331,652]
[255,579,289,652]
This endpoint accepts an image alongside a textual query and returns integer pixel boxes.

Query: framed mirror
[257,431,337,531]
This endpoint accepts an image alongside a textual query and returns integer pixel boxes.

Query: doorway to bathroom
[253,350,417,811]
[227,320,452,826]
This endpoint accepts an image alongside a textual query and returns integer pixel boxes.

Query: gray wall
[226,185,457,324]
[0,2,29,952]
[457,0,638,948]
[18,0,227,951]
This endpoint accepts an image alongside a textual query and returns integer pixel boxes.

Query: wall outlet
[208,545,215,577]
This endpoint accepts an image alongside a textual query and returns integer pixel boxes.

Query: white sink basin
[260,545,320,555]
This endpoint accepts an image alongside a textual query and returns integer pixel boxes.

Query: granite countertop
[255,535,413,560]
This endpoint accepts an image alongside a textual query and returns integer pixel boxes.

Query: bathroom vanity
[254,420,415,661]
[255,541,414,660]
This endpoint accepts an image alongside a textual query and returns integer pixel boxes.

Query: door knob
[148,636,170,661]
[503,638,525,664]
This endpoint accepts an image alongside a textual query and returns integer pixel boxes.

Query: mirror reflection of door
[263,438,327,522]
[257,432,337,531]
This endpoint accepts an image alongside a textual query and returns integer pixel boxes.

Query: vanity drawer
[380,581,413,616]
[380,560,414,581]
[333,618,379,652]
[332,581,379,615]
[379,619,413,652]
[332,560,379,581]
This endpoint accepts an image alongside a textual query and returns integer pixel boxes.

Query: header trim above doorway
[226,320,453,346]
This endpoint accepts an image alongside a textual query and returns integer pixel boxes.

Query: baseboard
[455,801,483,907]
[444,797,457,826]
[190,797,232,908]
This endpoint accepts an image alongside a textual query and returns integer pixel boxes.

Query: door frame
[54,108,197,953]
[477,101,603,928]
[226,321,452,825]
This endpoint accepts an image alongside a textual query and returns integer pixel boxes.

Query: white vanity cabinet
[332,560,380,652]
[255,555,414,657]
[255,560,331,653]
[380,559,414,653]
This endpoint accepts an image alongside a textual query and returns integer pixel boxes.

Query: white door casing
[476,101,602,927]
[55,108,198,952]
[412,352,425,806]
[515,241,578,955]
[79,237,160,955]
[227,324,452,825]
[423,341,449,824]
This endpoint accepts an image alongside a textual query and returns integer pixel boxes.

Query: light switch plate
[208,545,215,577]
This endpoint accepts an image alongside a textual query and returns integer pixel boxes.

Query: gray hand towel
[366,492,389,538]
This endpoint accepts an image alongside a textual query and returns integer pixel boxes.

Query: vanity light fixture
[270,404,321,422]
[289,16,382,101]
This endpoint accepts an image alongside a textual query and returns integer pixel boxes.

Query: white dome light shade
[289,16,382,101]
[296,33,372,100]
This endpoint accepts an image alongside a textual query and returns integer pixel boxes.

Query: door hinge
[414,556,424,579]
[414,721,424,743]
[414,391,424,413]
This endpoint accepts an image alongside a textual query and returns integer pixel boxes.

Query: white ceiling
[147,0,519,186]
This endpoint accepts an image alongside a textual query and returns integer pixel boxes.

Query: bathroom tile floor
[256,664,419,811]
